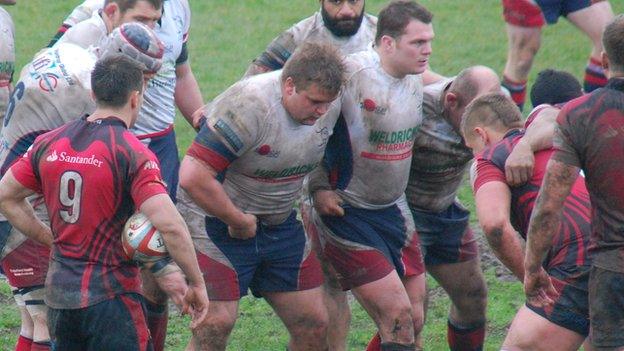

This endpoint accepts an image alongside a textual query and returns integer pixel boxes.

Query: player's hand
[191,107,207,132]
[228,213,257,239]
[313,190,344,216]
[152,266,188,308]
[505,139,534,186]
[182,282,210,330]
[523,267,557,308]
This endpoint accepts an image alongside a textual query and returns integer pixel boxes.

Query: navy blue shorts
[588,266,624,348]
[411,202,478,266]
[527,265,590,336]
[536,0,603,24]
[316,200,424,290]
[194,211,323,300]
[48,293,152,351]
[142,126,179,201]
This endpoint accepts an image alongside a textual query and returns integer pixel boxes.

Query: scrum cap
[100,22,164,74]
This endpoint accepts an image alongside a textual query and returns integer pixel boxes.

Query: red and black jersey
[553,78,624,273]
[10,116,167,309]
[473,129,591,272]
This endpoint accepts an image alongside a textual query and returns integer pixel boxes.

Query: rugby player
[523,14,624,350]
[501,0,614,110]
[463,92,592,350]
[178,42,345,351]
[0,54,208,351]
[0,22,181,351]
[51,1,205,348]
[0,0,15,131]
[307,2,432,349]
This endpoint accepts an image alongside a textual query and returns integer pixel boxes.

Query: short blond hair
[461,93,523,140]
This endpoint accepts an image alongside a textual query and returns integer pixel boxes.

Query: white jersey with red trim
[185,70,340,225]
[320,47,424,210]
[0,6,15,125]
[57,0,191,138]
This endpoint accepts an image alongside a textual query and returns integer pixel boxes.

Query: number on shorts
[59,171,83,224]
[4,81,25,128]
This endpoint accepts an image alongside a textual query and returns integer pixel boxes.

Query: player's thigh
[566,1,614,47]
[427,258,487,309]
[503,305,585,351]
[263,287,328,333]
[351,270,412,325]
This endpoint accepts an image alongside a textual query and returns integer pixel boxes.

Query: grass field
[2,0,623,350]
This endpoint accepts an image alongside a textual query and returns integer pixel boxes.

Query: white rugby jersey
[0,44,96,176]
[316,47,424,210]
[58,0,191,137]
[254,11,377,71]
[55,9,107,50]
[406,78,474,212]
[0,6,15,125]
[61,0,102,27]
[186,71,340,225]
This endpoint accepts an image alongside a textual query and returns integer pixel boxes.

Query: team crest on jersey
[46,150,58,162]
[359,98,387,115]
[37,73,60,92]
[256,144,280,158]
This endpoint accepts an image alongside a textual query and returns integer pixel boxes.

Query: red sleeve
[129,149,168,209]
[472,156,507,193]
[10,149,42,193]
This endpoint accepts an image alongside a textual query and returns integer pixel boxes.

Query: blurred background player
[0,22,169,351]
[523,14,624,350]
[308,2,433,349]
[0,0,15,131]
[0,54,208,350]
[463,91,592,350]
[501,0,614,110]
[178,42,345,351]
[50,1,205,348]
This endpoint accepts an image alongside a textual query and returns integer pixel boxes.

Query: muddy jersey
[473,128,591,272]
[254,11,377,71]
[0,44,96,180]
[406,78,473,212]
[10,116,167,309]
[54,10,107,51]
[61,0,102,28]
[318,47,424,209]
[553,78,624,273]
[186,70,340,225]
[57,0,191,137]
[0,6,15,124]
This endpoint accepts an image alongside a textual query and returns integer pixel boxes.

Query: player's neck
[88,107,133,128]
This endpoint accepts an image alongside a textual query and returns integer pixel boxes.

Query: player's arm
[505,107,559,185]
[139,193,208,329]
[422,68,446,85]
[0,170,53,247]
[174,54,205,130]
[474,181,526,280]
[243,30,297,78]
[524,159,577,306]
[179,156,257,239]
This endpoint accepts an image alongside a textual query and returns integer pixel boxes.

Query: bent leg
[503,305,584,351]
[264,288,329,351]
[141,268,169,351]
[188,300,239,351]
[502,24,541,109]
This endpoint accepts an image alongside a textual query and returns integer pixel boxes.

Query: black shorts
[48,293,153,351]
[588,266,624,349]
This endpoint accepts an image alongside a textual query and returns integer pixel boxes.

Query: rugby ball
[122,212,168,263]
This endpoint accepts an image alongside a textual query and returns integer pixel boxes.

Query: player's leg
[416,203,487,351]
[402,272,426,350]
[565,1,614,92]
[188,301,239,351]
[22,287,51,351]
[264,288,329,351]
[501,0,545,110]
[502,305,585,351]
[428,259,487,351]
[11,291,34,351]
[252,212,328,350]
[301,200,350,351]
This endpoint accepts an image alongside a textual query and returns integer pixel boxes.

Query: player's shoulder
[361,13,377,31]
[57,12,107,50]
[216,71,280,117]
[343,47,376,77]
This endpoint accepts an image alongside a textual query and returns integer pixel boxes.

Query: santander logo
[46,150,58,162]
[46,150,103,168]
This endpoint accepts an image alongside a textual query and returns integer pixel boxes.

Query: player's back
[0,6,15,125]
[0,43,96,175]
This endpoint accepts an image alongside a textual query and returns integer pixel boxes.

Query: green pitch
[2,0,622,349]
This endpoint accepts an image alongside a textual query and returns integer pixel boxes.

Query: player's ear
[445,92,459,109]
[283,76,296,96]
[379,35,395,53]
[474,126,489,146]
[103,2,122,29]
[129,90,140,110]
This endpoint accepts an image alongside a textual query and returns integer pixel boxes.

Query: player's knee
[141,270,169,303]
[379,306,415,342]
[290,311,329,341]
[193,315,236,347]
[509,34,540,76]
[456,279,488,315]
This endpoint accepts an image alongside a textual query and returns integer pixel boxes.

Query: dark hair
[91,54,144,108]
[282,42,345,96]
[530,69,582,107]
[602,14,624,73]
[104,0,163,13]
[461,93,523,138]
[375,0,432,45]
